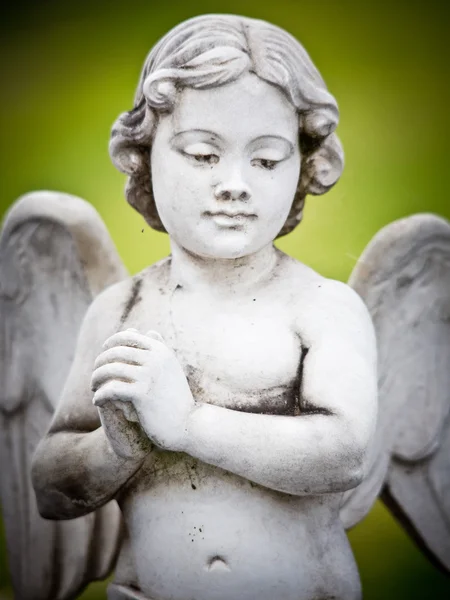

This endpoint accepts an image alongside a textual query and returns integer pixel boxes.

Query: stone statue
[0,14,449,600]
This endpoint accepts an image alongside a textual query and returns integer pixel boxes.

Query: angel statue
[0,13,449,600]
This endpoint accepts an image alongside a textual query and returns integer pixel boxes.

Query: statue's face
[151,72,300,259]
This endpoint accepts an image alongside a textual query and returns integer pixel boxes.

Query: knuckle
[104,333,118,346]
[95,350,108,367]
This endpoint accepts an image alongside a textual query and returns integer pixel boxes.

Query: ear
[301,133,344,196]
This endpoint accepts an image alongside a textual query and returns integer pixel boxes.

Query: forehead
[169,73,298,144]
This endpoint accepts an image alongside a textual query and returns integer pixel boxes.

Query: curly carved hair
[109,14,344,237]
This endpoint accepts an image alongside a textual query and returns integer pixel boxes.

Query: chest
[133,290,302,413]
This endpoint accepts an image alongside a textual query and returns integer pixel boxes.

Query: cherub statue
[0,14,449,600]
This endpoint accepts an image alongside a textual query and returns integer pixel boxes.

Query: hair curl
[110,14,344,237]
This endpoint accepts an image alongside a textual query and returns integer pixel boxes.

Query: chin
[189,234,260,260]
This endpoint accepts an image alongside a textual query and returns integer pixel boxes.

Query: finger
[146,330,165,343]
[125,327,163,342]
[91,363,140,392]
[94,346,148,370]
[111,400,140,423]
[93,380,136,407]
[98,400,135,424]
[103,330,156,352]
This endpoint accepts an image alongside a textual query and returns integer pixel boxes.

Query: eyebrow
[171,129,224,142]
[249,135,295,154]
[171,130,295,154]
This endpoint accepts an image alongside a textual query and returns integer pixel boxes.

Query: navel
[206,555,231,572]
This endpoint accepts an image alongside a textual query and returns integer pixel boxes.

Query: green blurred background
[1,0,449,598]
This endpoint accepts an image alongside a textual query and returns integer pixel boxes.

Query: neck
[169,241,278,293]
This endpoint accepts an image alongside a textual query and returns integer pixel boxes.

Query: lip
[203,210,258,228]
[203,210,257,219]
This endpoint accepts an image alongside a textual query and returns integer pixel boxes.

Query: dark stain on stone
[381,484,447,574]
[186,363,299,415]
[301,402,334,417]
[184,364,204,400]
[191,483,197,490]
[48,519,62,598]
[296,344,333,416]
[120,277,142,324]
[294,343,308,415]
[207,555,230,571]
[235,388,297,415]
[396,275,413,289]
[300,133,322,158]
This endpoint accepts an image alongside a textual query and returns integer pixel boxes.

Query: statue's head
[110,14,343,259]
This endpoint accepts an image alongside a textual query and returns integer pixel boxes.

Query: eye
[251,158,279,170]
[193,153,219,165]
[182,142,220,166]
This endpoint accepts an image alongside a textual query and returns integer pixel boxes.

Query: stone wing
[340,213,450,573]
[0,191,127,599]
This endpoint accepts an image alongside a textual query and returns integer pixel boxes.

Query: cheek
[251,164,300,221]
[152,157,210,223]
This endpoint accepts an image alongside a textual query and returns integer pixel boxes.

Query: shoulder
[85,276,137,326]
[273,251,323,301]
[280,256,375,356]
[87,257,171,320]
[81,257,171,343]
[279,253,360,308]
[306,278,376,359]
[312,278,372,322]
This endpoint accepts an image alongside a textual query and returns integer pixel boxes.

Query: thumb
[146,330,165,343]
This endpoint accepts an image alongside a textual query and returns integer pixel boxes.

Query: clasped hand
[91,328,195,454]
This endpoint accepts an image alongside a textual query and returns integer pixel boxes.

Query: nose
[214,178,251,202]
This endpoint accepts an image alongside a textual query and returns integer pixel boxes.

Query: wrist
[101,416,152,463]
[177,402,202,454]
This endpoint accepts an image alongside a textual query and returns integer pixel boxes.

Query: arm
[32,279,151,520]
[181,281,378,495]
[91,281,377,497]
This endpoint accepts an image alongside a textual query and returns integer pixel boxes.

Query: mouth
[203,210,257,228]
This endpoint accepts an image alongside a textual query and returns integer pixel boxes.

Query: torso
[114,252,361,600]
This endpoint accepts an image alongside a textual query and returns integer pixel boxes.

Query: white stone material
[1,13,449,600]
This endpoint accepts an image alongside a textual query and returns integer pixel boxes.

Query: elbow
[31,438,94,520]
[31,440,56,518]
[31,446,66,520]
[308,436,368,495]
[34,488,92,521]
[326,414,373,492]
[276,449,366,497]
[306,460,364,495]
[328,437,369,492]
[336,461,365,492]
[297,457,364,496]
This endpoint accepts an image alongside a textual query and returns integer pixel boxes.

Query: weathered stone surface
[1,14,448,600]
